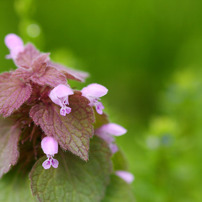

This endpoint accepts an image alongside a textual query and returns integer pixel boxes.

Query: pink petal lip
[115,171,134,184]
[41,137,58,156]
[51,158,59,168]
[42,159,51,169]
[81,83,108,98]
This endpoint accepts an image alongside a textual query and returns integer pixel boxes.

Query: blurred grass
[0,0,202,201]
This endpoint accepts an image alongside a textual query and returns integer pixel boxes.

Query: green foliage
[102,175,135,202]
[0,118,20,178]
[0,168,35,202]
[1,0,202,201]
[29,137,112,202]
[112,150,128,171]
[30,92,95,161]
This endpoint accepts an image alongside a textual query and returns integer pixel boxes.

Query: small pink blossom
[5,34,24,59]
[49,84,74,116]
[41,137,59,169]
[95,123,127,154]
[81,83,108,114]
[115,171,134,184]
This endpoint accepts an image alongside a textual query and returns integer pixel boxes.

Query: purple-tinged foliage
[0,118,21,178]
[0,33,132,201]
[15,43,40,68]
[48,62,89,82]
[30,92,95,161]
[0,73,32,117]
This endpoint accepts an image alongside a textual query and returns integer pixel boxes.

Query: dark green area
[0,0,202,201]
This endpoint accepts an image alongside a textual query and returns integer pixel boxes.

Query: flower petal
[41,137,58,156]
[5,34,24,59]
[51,158,59,168]
[109,143,118,154]
[96,123,127,137]
[95,101,104,115]
[42,159,51,169]
[49,84,74,107]
[95,130,115,144]
[115,171,134,184]
[81,83,108,98]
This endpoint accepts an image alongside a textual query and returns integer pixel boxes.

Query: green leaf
[0,118,21,178]
[102,175,135,202]
[29,137,112,202]
[94,111,109,129]
[112,149,129,171]
[30,91,95,161]
[0,168,35,202]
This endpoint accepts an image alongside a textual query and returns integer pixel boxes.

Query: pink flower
[49,84,74,116]
[41,137,59,169]
[95,123,127,154]
[5,34,24,59]
[81,83,108,114]
[115,171,134,184]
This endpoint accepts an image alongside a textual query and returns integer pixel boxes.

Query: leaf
[30,66,67,87]
[48,62,89,82]
[0,167,35,202]
[112,149,129,171]
[0,77,32,117]
[30,137,112,202]
[102,175,135,202]
[94,111,109,129]
[30,92,95,160]
[0,118,21,178]
[15,43,40,69]
[0,72,12,82]
[13,54,67,87]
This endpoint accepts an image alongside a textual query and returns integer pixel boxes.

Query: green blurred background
[0,0,202,201]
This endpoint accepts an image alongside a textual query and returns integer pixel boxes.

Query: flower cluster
[0,33,133,184]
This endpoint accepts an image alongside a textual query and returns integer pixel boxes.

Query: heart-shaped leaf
[30,137,112,202]
[30,92,95,160]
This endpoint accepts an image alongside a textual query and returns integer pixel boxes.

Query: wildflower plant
[0,34,134,202]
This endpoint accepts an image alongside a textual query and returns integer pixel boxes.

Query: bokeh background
[0,0,202,201]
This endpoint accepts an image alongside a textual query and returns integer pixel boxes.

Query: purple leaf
[0,118,21,178]
[13,54,67,87]
[15,43,40,69]
[31,66,67,87]
[0,76,32,117]
[30,91,95,161]
[48,62,89,82]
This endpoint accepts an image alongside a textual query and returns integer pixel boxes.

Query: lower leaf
[29,137,112,202]
[0,168,35,202]
[102,175,135,202]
